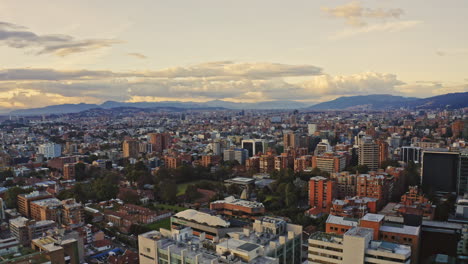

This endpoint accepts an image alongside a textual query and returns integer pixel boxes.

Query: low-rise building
[308,227,411,264]
[210,196,265,219]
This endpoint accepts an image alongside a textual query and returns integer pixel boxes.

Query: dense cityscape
[0,105,465,263]
[2,1,468,263]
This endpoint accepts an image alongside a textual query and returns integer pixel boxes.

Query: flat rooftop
[211,196,264,208]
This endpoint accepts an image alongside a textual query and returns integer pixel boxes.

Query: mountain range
[6,92,468,116]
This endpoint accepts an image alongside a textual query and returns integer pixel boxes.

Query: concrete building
[139,215,302,264]
[17,191,53,218]
[358,137,379,171]
[331,172,357,199]
[242,139,267,157]
[170,209,241,240]
[283,133,299,149]
[224,148,249,165]
[325,213,420,263]
[210,196,265,220]
[309,176,336,213]
[421,149,459,194]
[38,142,62,158]
[122,139,139,158]
[308,227,412,264]
[9,217,56,246]
[148,132,171,153]
[401,146,422,164]
[312,153,347,174]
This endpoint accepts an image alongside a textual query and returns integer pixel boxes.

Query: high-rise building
[421,150,459,194]
[401,146,422,164]
[17,191,53,218]
[38,143,62,158]
[331,171,357,199]
[122,139,139,158]
[309,176,335,212]
[377,139,389,167]
[283,132,299,149]
[308,123,317,135]
[358,137,379,171]
[314,139,332,156]
[241,139,266,157]
[459,150,468,195]
[312,152,347,174]
[148,133,171,153]
[223,148,249,165]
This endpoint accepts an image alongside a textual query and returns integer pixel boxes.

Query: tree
[0,169,14,181]
[120,190,140,204]
[4,187,32,209]
[160,180,177,203]
[75,163,87,181]
[380,160,400,169]
[185,184,200,202]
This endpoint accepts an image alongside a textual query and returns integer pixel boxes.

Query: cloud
[435,49,468,57]
[331,20,422,39]
[127,53,147,59]
[0,20,121,56]
[0,61,464,109]
[322,1,404,27]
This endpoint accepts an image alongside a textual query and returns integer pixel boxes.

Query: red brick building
[309,176,336,212]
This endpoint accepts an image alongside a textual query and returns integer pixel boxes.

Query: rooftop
[380,223,420,236]
[361,213,385,222]
[345,227,373,238]
[31,198,62,207]
[174,209,230,227]
[211,196,264,208]
[326,214,359,227]
[369,241,411,256]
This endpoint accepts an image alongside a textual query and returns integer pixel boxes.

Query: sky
[0,0,467,111]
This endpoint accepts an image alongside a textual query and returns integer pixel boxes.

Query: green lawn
[145,218,171,230]
[265,195,277,202]
[152,203,187,212]
[176,180,218,196]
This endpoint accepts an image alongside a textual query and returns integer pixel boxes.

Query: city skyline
[1,0,467,111]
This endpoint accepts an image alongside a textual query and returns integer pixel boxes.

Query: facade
[123,139,139,158]
[242,139,267,157]
[9,217,56,246]
[309,176,335,212]
[308,227,411,264]
[358,137,379,171]
[331,172,357,199]
[63,163,76,180]
[148,132,171,153]
[224,148,249,165]
[283,133,299,149]
[38,143,62,158]
[312,153,347,174]
[401,146,422,164]
[421,150,459,193]
[357,173,393,210]
[459,150,468,195]
[17,191,53,218]
[325,213,420,263]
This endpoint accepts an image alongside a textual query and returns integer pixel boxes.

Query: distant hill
[404,92,468,109]
[9,103,100,115]
[8,100,307,116]
[307,92,468,110]
[8,92,468,116]
[307,95,417,110]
